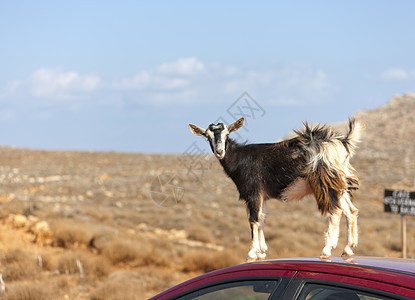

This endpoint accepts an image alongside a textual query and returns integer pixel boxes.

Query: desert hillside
[354,93,415,197]
[0,94,414,299]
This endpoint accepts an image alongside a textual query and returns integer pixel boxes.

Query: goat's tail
[294,118,364,215]
[341,118,365,157]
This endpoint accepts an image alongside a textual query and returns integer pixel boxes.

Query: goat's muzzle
[215,148,225,159]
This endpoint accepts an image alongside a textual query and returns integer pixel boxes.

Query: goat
[189,117,363,261]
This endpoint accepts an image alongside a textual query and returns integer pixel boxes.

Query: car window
[177,279,279,300]
[298,283,396,300]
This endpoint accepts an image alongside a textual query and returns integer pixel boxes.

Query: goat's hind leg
[340,193,359,257]
[320,207,342,259]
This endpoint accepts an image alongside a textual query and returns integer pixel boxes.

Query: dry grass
[89,229,118,252]
[51,220,93,248]
[90,271,145,300]
[0,202,27,219]
[181,249,241,273]
[36,252,55,271]
[1,249,40,281]
[101,238,172,267]
[57,250,111,279]
[187,225,215,244]
[4,281,53,300]
[90,269,175,300]
[137,268,176,294]
[101,239,141,265]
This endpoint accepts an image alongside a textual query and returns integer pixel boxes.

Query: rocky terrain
[0,94,414,299]
[354,93,415,197]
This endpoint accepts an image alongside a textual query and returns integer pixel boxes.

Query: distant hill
[355,93,415,160]
[281,93,415,197]
[353,93,415,196]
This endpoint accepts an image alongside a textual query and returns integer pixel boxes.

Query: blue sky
[1,1,414,153]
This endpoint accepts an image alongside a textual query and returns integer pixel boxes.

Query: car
[150,256,415,300]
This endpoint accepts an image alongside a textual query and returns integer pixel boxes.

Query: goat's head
[188,117,244,159]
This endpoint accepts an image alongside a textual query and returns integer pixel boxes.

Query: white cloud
[115,72,151,89]
[114,59,333,106]
[380,68,415,81]
[0,58,334,109]
[29,68,101,99]
[156,57,205,75]
[114,71,189,91]
[212,64,333,106]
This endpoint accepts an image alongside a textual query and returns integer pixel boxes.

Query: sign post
[402,214,407,258]
[384,189,415,259]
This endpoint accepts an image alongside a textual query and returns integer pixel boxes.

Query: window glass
[298,283,396,300]
[178,280,278,300]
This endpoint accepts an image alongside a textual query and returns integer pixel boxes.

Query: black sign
[384,189,415,215]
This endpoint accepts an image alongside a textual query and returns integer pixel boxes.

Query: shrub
[89,230,117,252]
[136,268,175,294]
[181,249,240,273]
[52,220,93,248]
[35,252,54,271]
[101,238,172,267]
[56,251,111,279]
[90,271,144,300]
[101,239,140,265]
[4,281,53,300]
[1,249,40,281]
[187,225,215,244]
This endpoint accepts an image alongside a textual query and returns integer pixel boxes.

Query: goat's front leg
[246,198,262,262]
[258,200,268,259]
[320,207,342,258]
[247,221,261,262]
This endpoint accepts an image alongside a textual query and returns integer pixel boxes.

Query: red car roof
[190,256,415,282]
[279,256,415,275]
[151,256,415,299]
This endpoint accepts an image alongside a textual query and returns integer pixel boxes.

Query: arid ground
[0,94,414,299]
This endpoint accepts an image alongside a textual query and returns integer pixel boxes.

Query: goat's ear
[189,124,207,137]
[228,117,244,133]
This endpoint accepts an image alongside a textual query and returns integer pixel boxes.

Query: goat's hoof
[257,252,267,260]
[319,254,331,260]
[320,247,331,259]
[342,246,354,257]
[246,250,258,262]
[319,256,332,262]
[342,256,357,264]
